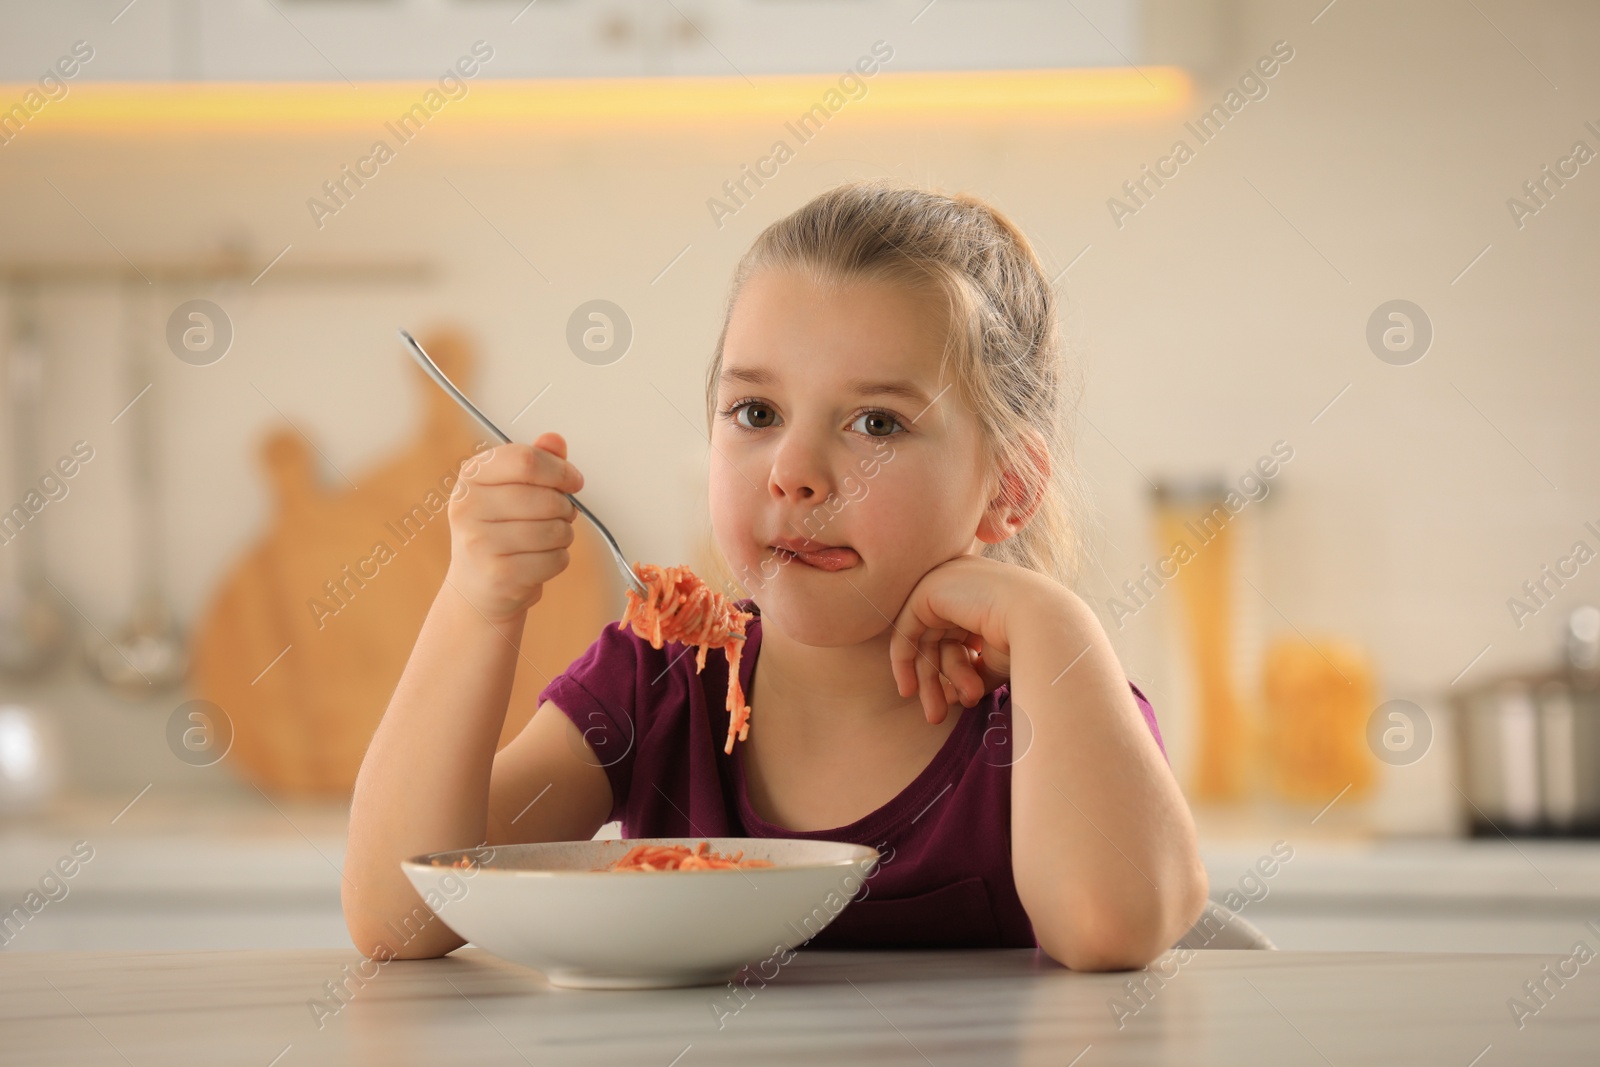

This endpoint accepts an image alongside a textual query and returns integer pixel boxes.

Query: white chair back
[1175,901,1276,950]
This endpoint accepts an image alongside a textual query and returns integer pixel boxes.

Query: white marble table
[3,946,1592,1065]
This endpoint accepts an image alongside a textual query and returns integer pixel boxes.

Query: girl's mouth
[773,545,861,572]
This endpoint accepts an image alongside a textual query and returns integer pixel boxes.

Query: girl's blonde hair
[703,177,1090,590]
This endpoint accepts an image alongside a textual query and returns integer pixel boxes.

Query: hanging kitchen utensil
[0,284,71,678]
[85,279,188,693]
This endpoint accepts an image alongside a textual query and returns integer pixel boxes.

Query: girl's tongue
[781,545,861,571]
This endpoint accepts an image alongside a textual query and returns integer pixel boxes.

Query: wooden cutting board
[190,326,618,797]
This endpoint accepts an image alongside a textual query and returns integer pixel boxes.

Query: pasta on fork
[618,563,755,755]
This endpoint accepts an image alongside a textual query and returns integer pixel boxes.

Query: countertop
[4,946,1594,1065]
[8,793,1600,904]
[6,793,1600,954]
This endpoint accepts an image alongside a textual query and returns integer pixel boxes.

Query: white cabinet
[0,0,1207,82]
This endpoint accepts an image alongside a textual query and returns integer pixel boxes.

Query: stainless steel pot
[1452,609,1600,836]
[1453,677,1600,835]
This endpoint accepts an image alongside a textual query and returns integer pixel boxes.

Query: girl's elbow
[345,916,459,961]
[1037,872,1211,972]
[1179,855,1212,932]
[342,897,463,961]
[378,937,457,961]
[1037,913,1171,972]
[1040,938,1144,973]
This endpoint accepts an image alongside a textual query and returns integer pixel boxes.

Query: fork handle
[398,328,648,599]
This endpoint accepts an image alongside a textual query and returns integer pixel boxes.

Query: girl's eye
[850,410,904,438]
[719,399,904,437]
[724,400,779,430]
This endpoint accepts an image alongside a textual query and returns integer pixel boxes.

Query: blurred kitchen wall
[0,0,1597,808]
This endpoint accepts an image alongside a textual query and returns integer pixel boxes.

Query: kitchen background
[2,0,1598,955]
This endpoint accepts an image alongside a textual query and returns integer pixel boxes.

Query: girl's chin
[750,586,895,648]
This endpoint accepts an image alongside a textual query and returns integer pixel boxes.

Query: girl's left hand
[888,555,1056,725]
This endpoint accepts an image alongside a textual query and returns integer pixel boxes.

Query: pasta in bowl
[401,837,881,989]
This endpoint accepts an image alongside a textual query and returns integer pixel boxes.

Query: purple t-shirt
[538,598,1165,951]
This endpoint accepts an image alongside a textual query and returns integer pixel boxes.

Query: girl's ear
[975,431,1051,545]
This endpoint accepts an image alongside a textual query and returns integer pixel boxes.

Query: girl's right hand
[444,431,585,624]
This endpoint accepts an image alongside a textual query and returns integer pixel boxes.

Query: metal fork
[397,328,648,599]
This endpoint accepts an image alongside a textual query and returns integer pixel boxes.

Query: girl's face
[710,267,997,647]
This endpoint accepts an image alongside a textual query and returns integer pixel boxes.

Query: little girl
[344,178,1208,971]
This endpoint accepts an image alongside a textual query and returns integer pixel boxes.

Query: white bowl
[401,837,880,989]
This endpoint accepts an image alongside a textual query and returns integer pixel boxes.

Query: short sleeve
[537,621,658,824]
[1129,681,1167,762]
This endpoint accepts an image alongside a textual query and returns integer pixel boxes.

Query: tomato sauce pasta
[601,841,773,872]
[618,563,755,755]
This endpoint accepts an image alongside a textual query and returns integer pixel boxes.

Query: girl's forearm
[342,572,526,959]
[1008,590,1208,971]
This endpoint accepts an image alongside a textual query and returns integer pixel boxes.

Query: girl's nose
[767,435,830,502]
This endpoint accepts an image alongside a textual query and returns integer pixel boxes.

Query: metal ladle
[397,328,648,599]
[88,279,189,693]
[0,286,70,678]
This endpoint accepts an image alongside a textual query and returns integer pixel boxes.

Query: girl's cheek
[706,469,742,549]
[854,483,916,550]
[866,469,966,557]
[709,462,770,573]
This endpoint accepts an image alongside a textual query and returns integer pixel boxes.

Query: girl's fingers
[464,483,577,523]
[887,576,971,719]
[463,442,583,493]
[913,640,937,715]
[889,630,915,697]
[940,640,967,704]
[940,640,983,706]
[471,517,576,554]
[888,620,924,698]
[916,628,947,724]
